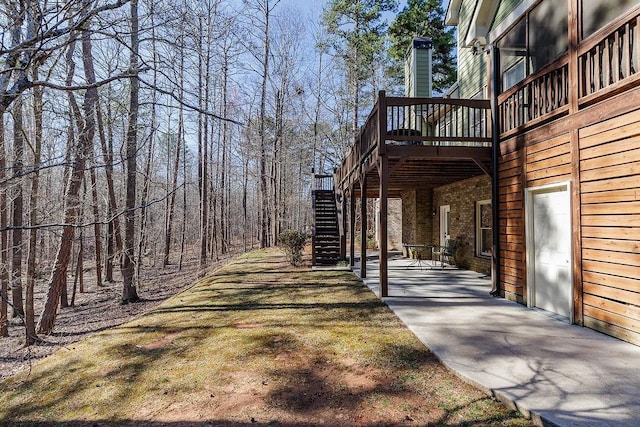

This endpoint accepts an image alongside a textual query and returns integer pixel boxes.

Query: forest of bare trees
[1,0,449,346]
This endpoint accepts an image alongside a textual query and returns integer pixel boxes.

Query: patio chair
[433,239,457,268]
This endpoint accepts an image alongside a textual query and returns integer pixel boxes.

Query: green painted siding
[414,52,431,97]
[493,0,523,28]
[456,0,488,98]
[405,45,432,97]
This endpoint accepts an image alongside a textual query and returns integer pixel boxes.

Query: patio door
[440,205,451,247]
[526,183,572,320]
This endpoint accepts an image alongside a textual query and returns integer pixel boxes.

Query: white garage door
[528,185,572,319]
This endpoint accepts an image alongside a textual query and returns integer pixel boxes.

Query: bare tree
[38,0,102,333]
[120,0,140,303]
[25,63,44,345]
[0,117,8,337]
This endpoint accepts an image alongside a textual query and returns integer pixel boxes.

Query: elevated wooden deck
[333,92,493,296]
[335,93,492,198]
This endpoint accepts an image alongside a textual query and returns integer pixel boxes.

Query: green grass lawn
[0,248,533,426]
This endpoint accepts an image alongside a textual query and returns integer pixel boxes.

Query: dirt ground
[0,252,230,381]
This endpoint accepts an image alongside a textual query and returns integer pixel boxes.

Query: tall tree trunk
[97,98,121,282]
[178,119,187,271]
[136,0,158,280]
[37,7,99,334]
[89,161,102,287]
[136,128,154,282]
[121,0,140,304]
[220,45,229,254]
[258,0,274,249]
[242,157,248,253]
[197,10,213,267]
[9,0,25,319]
[25,68,43,345]
[163,98,182,267]
[11,95,24,318]
[0,118,8,337]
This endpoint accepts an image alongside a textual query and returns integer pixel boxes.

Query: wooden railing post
[311,169,316,266]
[377,90,387,155]
[569,0,579,114]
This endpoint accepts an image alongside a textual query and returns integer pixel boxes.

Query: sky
[280,0,453,35]
[283,0,410,22]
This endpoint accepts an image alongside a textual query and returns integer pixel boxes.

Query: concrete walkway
[354,254,640,427]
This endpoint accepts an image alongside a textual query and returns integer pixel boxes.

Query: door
[440,205,450,247]
[526,184,572,319]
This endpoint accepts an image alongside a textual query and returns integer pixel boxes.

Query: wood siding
[498,137,525,303]
[579,108,640,345]
[498,95,640,345]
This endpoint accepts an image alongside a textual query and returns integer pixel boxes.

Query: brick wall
[376,198,403,251]
[400,189,433,256]
[433,175,492,275]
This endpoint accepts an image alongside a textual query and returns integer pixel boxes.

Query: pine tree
[323,0,397,135]
[387,0,456,94]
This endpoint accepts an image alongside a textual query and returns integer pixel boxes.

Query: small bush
[279,229,307,266]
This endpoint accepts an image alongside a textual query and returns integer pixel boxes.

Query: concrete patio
[354,253,640,427]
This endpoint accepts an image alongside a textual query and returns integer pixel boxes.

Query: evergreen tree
[322,0,398,135]
[388,0,456,94]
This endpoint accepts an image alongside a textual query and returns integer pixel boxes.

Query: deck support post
[490,46,501,297]
[569,0,584,325]
[378,155,389,298]
[340,187,347,260]
[360,176,367,278]
[349,186,356,267]
[377,90,389,298]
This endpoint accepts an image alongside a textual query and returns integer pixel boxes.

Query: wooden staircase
[312,175,341,266]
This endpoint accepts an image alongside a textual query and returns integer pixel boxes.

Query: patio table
[402,243,437,270]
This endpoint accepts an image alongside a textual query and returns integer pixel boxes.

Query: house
[449,0,640,346]
[311,0,640,346]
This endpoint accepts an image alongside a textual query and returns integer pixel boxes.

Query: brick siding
[433,175,492,275]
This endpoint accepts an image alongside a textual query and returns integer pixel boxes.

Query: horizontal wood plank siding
[579,108,640,344]
[498,133,526,303]
[525,133,571,188]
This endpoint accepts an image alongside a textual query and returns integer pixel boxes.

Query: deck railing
[498,57,569,135]
[385,97,491,145]
[335,93,492,187]
[579,8,640,105]
[498,6,640,135]
[312,173,334,192]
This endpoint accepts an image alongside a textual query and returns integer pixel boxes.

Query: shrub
[279,229,307,266]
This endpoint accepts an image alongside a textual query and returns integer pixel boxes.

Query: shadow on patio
[350,252,640,427]
[354,252,492,300]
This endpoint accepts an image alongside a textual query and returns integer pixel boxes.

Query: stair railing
[311,171,338,265]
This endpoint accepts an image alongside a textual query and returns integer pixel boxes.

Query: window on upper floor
[529,0,568,73]
[503,59,525,91]
[496,0,568,89]
[497,17,526,90]
[581,0,640,39]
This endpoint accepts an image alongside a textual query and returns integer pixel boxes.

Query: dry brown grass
[0,248,533,426]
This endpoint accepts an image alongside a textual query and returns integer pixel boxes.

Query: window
[476,200,492,257]
[503,60,525,91]
[528,0,568,73]
[498,17,526,90]
[582,0,640,39]
[497,0,569,88]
